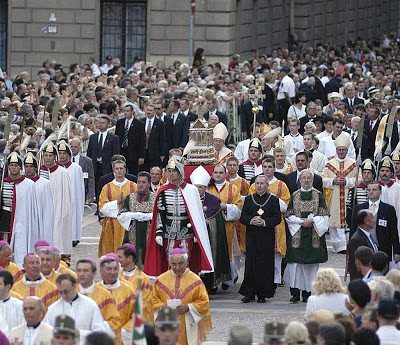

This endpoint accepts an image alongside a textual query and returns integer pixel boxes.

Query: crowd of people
[1,34,400,344]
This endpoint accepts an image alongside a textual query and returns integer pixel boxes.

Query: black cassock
[239,192,281,298]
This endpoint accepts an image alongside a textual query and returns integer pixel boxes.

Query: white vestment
[9,322,53,345]
[0,296,24,336]
[40,165,72,254]
[44,293,110,345]
[31,176,54,247]
[310,150,328,174]
[10,177,37,265]
[234,139,250,163]
[380,181,400,241]
[65,162,85,241]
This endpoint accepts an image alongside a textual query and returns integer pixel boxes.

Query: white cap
[213,122,228,140]
[334,133,351,149]
[190,165,211,186]
[328,92,342,100]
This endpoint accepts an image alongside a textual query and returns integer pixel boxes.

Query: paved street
[74,212,346,343]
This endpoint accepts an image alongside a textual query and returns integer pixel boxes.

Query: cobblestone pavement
[74,213,346,343]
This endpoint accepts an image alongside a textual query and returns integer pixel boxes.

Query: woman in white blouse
[287,92,307,122]
[305,268,350,320]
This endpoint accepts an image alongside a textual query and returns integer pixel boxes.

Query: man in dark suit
[115,103,146,175]
[263,71,276,123]
[239,95,264,139]
[345,115,369,161]
[167,100,190,150]
[203,98,228,127]
[87,115,120,197]
[364,105,381,158]
[348,209,377,280]
[70,137,95,203]
[287,151,323,194]
[342,83,365,114]
[142,103,165,171]
[314,68,328,105]
[324,70,340,94]
[350,182,400,265]
[154,102,173,166]
[179,98,198,123]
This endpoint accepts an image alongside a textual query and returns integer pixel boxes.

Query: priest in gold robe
[323,133,357,253]
[98,158,137,257]
[152,248,212,345]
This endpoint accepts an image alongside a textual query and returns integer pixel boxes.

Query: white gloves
[156,236,163,246]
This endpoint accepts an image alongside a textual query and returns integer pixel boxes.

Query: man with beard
[239,175,281,303]
[117,171,155,266]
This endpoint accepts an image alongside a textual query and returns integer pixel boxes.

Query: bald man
[9,296,53,345]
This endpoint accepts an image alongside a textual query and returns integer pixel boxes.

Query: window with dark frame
[100,0,147,68]
[0,0,7,71]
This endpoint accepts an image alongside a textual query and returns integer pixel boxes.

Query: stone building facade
[2,0,399,77]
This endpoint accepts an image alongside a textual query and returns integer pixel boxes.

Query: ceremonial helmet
[361,158,377,178]
[249,137,263,153]
[166,156,184,177]
[378,156,394,173]
[390,150,400,162]
[155,306,179,328]
[57,139,72,157]
[41,142,58,157]
[23,152,38,169]
[7,152,23,168]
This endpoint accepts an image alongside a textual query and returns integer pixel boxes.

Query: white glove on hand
[156,236,163,246]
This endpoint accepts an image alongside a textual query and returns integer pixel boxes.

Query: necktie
[72,157,75,162]
[370,120,373,130]
[351,132,356,142]
[146,119,152,149]
[173,114,178,124]
[368,234,378,252]
[370,202,376,216]
[98,133,103,151]
[350,99,353,108]
[122,121,129,148]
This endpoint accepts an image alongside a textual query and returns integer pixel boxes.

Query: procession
[1,33,400,345]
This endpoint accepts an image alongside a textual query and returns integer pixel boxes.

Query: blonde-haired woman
[284,321,311,345]
[305,268,350,320]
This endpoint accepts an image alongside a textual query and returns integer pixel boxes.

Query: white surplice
[0,296,24,337]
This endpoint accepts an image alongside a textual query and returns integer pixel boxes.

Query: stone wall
[9,0,98,77]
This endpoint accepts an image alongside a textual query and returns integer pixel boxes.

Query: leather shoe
[241,295,255,303]
[221,283,229,291]
[337,250,347,254]
[257,297,266,303]
[290,295,300,303]
[208,287,218,295]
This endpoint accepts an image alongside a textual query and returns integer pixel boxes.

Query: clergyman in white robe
[0,295,24,337]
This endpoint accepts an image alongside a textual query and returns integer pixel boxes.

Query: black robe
[239,192,281,298]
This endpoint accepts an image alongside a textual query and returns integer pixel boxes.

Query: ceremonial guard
[117,171,155,265]
[239,175,281,303]
[98,157,137,257]
[0,152,36,264]
[39,143,73,258]
[144,157,213,276]
[285,169,329,303]
[378,156,400,240]
[152,248,212,345]
[208,164,242,289]
[23,152,54,246]
[57,140,85,247]
[190,165,231,293]
[323,134,357,253]
[238,138,263,182]
[213,123,233,165]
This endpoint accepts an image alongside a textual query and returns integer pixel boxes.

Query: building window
[0,0,7,70]
[100,0,147,68]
